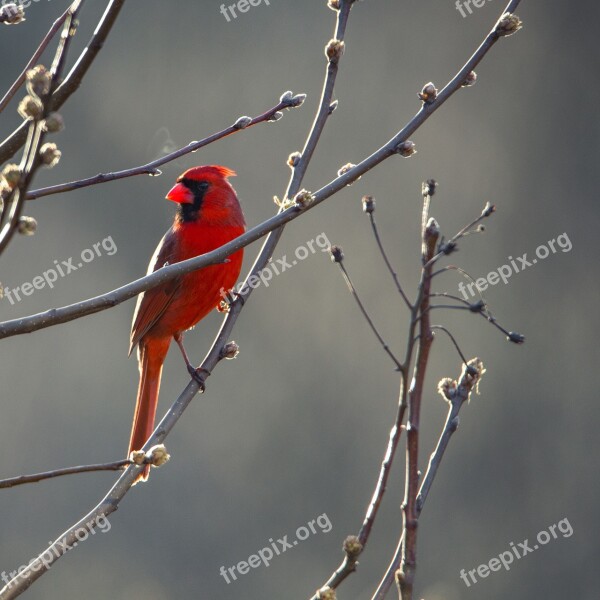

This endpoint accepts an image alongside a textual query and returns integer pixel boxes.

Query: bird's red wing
[129,231,180,355]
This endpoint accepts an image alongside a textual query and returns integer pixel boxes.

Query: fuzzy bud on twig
[325,39,345,63]
[17,216,37,236]
[507,331,525,344]
[439,239,457,256]
[293,189,315,210]
[0,4,25,25]
[462,71,477,87]
[267,111,283,123]
[289,93,307,107]
[460,358,486,396]
[1,164,21,189]
[130,450,146,465]
[343,535,363,558]
[43,112,65,133]
[287,152,302,168]
[437,377,458,402]
[279,90,307,108]
[280,90,294,104]
[418,82,438,104]
[221,341,240,360]
[422,179,437,197]
[328,100,339,115]
[147,444,170,468]
[18,95,43,120]
[329,245,344,263]
[327,0,340,10]
[39,143,62,168]
[481,202,496,217]
[0,182,11,204]
[425,218,440,247]
[316,587,336,600]
[337,163,358,184]
[233,116,252,130]
[396,140,417,157]
[469,300,485,313]
[496,13,523,37]
[362,195,375,214]
[26,65,51,98]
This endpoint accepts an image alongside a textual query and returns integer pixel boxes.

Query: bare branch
[26,93,305,200]
[329,245,403,372]
[0,3,74,114]
[0,460,131,489]
[363,195,413,310]
[0,2,83,255]
[0,0,127,164]
[430,325,468,365]
[0,0,522,339]
[397,212,438,600]
[373,360,486,599]
[0,1,523,595]
[424,202,496,269]
[0,3,355,595]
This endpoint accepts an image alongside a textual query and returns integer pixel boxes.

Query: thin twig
[309,371,409,595]
[0,2,83,255]
[368,211,412,309]
[397,205,437,600]
[0,0,127,164]
[0,0,520,339]
[334,256,403,371]
[26,95,303,200]
[424,202,495,269]
[0,3,354,597]
[373,360,485,598]
[0,460,131,489]
[310,182,437,598]
[0,3,74,114]
[430,325,468,365]
[0,0,522,595]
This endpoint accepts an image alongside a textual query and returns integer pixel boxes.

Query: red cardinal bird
[128,165,245,483]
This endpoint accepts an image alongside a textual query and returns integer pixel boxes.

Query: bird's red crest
[179,165,236,182]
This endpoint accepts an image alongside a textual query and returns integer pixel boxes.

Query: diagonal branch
[0,2,355,596]
[330,245,403,371]
[364,197,413,310]
[0,0,522,340]
[0,3,75,114]
[0,0,127,164]
[0,2,522,596]
[26,93,305,200]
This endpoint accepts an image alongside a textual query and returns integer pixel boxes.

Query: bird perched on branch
[128,165,245,483]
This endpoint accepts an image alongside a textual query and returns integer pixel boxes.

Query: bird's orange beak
[166,182,194,204]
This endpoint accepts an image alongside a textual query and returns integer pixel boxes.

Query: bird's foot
[187,365,209,390]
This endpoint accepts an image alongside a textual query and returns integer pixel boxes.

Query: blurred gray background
[1,1,598,598]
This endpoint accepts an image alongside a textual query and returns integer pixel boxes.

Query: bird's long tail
[129,339,169,484]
